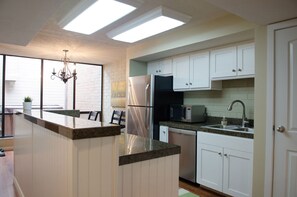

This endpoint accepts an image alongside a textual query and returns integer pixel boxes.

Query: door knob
[276,126,285,133]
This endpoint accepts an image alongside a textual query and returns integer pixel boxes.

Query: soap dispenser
[221,116,227,128]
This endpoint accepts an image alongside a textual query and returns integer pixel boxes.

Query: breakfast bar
[13,110,180,197]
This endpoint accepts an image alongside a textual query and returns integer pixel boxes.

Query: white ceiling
[0,0,296,64]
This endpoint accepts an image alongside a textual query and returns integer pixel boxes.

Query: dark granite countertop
[118,133,181,166]
[16,110,120,140]
[160,118,254,139]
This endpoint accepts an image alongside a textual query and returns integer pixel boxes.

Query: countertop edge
[160,121,254,139]
[16,110,121,140]
[119,146,181,166]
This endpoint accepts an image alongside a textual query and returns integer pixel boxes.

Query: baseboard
[13,176,25,197]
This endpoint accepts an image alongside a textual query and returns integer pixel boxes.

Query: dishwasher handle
[169,128,196,136]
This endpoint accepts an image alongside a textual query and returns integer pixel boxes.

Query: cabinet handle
[186,83,188,86]
[232,69,236,72]
[189,82,192,85]
[163,131,165,134]
[238,68,242,72]
[218,152,222,156]
[156,70,159,73]
[159,69,161,72]
[224,154,228,157]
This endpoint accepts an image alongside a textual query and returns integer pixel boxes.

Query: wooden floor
[0,151,18,197]
[179,179,226,197]
[1,151,223,197]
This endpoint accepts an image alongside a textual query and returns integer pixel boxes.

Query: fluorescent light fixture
[59,0,136,35]
[107,6,191,43]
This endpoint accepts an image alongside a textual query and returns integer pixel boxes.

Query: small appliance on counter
[170,104,207,123]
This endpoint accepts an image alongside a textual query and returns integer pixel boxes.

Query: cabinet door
[197,143,223,191]
[173,55,190,90]
[190,51,210,89]
[147,61,160,75]
[223,148,253,197]
[159,126,168,143]
[237,43,255,77]
[210,46,237,79]
[160,58,172,76]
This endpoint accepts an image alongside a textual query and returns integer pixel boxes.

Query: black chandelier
[51,50,77,83]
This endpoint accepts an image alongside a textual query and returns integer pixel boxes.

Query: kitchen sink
[202,124,254,133]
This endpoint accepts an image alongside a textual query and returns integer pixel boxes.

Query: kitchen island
[13,110,180,197]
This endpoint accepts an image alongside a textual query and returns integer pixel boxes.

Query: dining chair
[110,110,125,131]
[88,111,101,121]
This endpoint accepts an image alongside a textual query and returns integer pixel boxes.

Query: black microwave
[170,105,207,123]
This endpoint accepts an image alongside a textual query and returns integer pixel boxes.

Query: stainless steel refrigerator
[127,75,183,139]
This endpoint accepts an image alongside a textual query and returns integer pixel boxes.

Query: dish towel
[179,188,199,197]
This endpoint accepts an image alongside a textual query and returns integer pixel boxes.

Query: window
[0,55,103,138]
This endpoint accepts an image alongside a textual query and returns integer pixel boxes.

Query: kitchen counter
[14,110,181,197]
[16,110,120,139]
[160,119,254,139]
[118,133,181,165]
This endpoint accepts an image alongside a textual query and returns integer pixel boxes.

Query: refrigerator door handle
[144,83,150,128]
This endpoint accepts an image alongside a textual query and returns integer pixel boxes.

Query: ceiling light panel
[60,0,136,35]
[107,6,191,43]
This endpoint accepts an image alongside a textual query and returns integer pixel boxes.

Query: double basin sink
[202,124,254,133]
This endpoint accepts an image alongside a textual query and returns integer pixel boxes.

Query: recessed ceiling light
[107,6,191,43]
[59,0,136,35]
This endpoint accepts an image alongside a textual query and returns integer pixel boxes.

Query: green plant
[24,96,32,102]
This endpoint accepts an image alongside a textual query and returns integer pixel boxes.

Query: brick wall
[102,59,126,122]
[184,78,254,119]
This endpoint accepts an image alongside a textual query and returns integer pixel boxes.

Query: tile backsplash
[184,78,254,119]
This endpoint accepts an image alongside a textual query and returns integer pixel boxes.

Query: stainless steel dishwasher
[168,127,196,183]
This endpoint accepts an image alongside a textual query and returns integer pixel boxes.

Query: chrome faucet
[227,100,249,128]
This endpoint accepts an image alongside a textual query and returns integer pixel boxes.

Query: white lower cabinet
[159,125,168,143]
[197,132,253,197]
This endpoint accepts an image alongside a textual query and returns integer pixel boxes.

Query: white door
[197,143,223,191]
[223,148,253,197]
[237,43,255,76]
[159,125,168,143]
[273,25,297,197]
[160,58,172,76]
[147,61,159,75]
[190,51,210,89]
[172,55,190,90]
[210,46,237,79]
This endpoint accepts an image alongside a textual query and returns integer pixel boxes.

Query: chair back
[88,111,101,121]
[119,111,125,129]
[110,110,122,125]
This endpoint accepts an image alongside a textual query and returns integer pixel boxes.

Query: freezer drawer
[169,128,196,183]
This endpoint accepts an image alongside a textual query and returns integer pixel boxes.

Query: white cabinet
[172,52,221,91]
[147,58,172,76]
[210,42,255,80]
[159,125,168,143]
[197,132,253,197]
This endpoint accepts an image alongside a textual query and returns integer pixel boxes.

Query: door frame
[265,18,297,197]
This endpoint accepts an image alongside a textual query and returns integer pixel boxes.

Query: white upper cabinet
[237,43,255,76]
[172,55,190,90]
[173,51,221,91]
[210,42,255,80]
[147,58,172,76]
